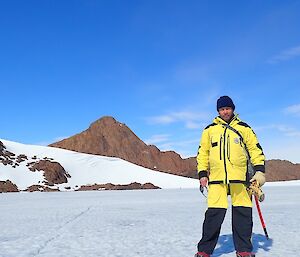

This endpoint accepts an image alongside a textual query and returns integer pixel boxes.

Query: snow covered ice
[0,182,299,257]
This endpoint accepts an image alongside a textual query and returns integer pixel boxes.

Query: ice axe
[254,194,269,239]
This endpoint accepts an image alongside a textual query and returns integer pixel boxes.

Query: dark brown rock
[1,159,14,166]
[25,185,60,192]
[29,160,70,186]
[113,182,142,190]
[141,182,160,189]
[77,182,160,191]
[16,154,28,163]
[0,180,19,192]
[76,184,106,191]
[0,141,5,152]
[0,141,20,167]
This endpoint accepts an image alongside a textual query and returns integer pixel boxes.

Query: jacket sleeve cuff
[198,170,208,179]
[254,165,265,173]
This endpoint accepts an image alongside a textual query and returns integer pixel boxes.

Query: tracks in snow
[32,206,92,257]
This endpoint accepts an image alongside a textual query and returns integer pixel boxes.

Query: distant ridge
[265,159,300,181]
[49,116,300,182]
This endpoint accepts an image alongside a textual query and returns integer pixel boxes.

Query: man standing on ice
[195,96,266,257]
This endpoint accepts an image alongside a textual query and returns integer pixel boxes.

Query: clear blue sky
[1,0,300,163]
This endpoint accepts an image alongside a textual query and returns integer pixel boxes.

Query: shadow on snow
[212,233,273,256]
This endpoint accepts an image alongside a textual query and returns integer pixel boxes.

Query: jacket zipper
[227,134,230,160]
[223,128,228,183]
[219,135,222,160]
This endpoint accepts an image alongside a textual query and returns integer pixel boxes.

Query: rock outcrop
[0,141,4,152]
[28,160,70,186]
[24,185,60,192]
[77,182,160,191]
[0,180,19,193]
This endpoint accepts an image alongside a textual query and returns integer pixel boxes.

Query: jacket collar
[213,114,240,126]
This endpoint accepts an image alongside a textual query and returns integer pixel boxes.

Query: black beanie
[217,96,235,111]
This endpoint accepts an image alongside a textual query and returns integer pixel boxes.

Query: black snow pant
[197,206,253,254]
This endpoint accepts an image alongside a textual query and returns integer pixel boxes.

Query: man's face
[218,107,234,122]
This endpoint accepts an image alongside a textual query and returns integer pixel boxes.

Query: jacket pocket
[211,142,218,147]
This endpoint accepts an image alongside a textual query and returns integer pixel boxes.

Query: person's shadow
[212,233,273,256]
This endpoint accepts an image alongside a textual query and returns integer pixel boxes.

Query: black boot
[194,252,210,257]
[236,252,255,257]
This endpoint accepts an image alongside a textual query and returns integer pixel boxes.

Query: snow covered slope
[0,139,198,191]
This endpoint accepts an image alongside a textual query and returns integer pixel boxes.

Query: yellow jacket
[197,115,265,184]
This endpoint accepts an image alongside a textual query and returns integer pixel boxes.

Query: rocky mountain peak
[87,116,143,145]
[49,116,196,176]
[88,116,118,130]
